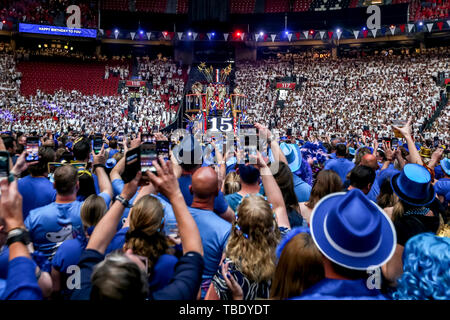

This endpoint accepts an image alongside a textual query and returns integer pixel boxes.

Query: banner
[224,33,229,41]
[276,83,296,89]
[193,32,198,40]
[287,33,292,41]
[99,29,104,35]
[114,30,119,39]
[19,23,97,38]
[255,33,260,41]
[303,31,309,39]
[389,25,395,35]
[0,22,3,30]
[126,80,147,87]
[426,23,433,32]
[271,34,276,42]
[370,28,377,37]
[336,30,342,40]
[319,31,325,39]
[177,32,183,40]
[447,20,450,28]
[207,33,212,40]
[407,23,414,33]
[328,31,333,39]
[146,32,152,40]
[353,30,359,39]
[240,32,245,40]
[130,32,135,40]
[437,21,444,30]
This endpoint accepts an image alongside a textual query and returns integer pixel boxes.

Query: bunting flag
[353,30,359,39]
[362,29,369,38]
[370,28,377,38]
[389,25,396,35]
[240,32,245,41]
[303,30,309,39]
[426,23,433,32]
[193,32,198,40]
[271,34,276,42]
[336,30,342,40]
[407,23,414,33]
[287,33,292,41]
[296,32,301,40]
[99,29,104,35]
[114,30,119,39]
[0,22,3,30]
[264,34,268,41]
[399,24,405,33]
[207,33,212,40]
[447,20,450,28]
[177,32,183,40]
[255,33,260,41]
[319,31,325,39]
[328,31,333,39]
[437,21,444,30]
[224,33,229,41]
[130,32,135,40]
[147,32,152,40]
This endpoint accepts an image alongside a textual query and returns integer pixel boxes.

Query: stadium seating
[293,0,313,12]
[264,0,290,13]
[17,61,130,96]
[177,0,189,14]
[101,0,129,11]
[136,0,167,13]
[230,0,256,14]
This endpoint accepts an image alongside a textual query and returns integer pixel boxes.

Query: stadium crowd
[0,46,449,301]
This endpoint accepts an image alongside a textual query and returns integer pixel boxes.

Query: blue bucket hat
[105,158,117,169]
[310,189,396,270]
[348,147,356,156]
[269,143,302,172]
[440,158,450,176]
[390,163,436,207]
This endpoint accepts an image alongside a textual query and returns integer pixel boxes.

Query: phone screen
[140,143,157,173]
[157,141,170,160]
[0,152,9,178]
[122,148,141,183]
[391,138,399,149]
[93,137,103,155]
[26,137,40,162]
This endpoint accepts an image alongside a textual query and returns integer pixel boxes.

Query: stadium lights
[259,31,264,36]
[236,31,241,37]
[309,30,314,35]
[211,32,215,36]
[38,44,41,48]
[418,22,423,26]
[362,27,367,31]
[139,30,144,35]
[70,47,73,50]
[188,31,192,36]
[336,28,341,33]
[2,20,5,24]
[285,31,289,35]
[114,29,119,34]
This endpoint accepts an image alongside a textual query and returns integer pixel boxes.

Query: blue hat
[310,189,396,270]
[348,147,356,156]
[226,156,237,169]
[270,143,302,172]
[440,158,450,176]
[65,141,73,149]
[376,167,400,186]
[105,158,117,169]
[390,164,436,207]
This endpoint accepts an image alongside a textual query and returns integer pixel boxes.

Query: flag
[114,30,119,39]
[407,23,414,33]
[353,30,359,39]
[193,32,198,40]
[303,31,309,39]
[0,22,3,30]
[319,31,325,39]
[389,25,396,35]
[336,30,342,40]
[255,33,260,41]
[130,32,136,40]
[240,32,245,41]
[437,21,444,30]
[99,29,104,35]
[224,108,231,117]
[147,32,152,40]
[177,32,183,40]
[296,32,301,40]
[399,24,405,33]
[224,33,229,41]
[370,29,377,38]
[447,20,450,28]
[207,33,212,40]
[328,31,333,39]
[271,34,276,42]
[287,33,292,41]
[363,29,369,38]
[426,23,433,32]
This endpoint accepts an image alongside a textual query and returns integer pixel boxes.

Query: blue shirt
[0,246,9,279]
[367,167,400,202]
[18,175,56,221]
[290,278,389,300]
[188,207,231,281]
[1,257,42,300]
[292,174,312,202]
[324,158,355,183]
[25,201,85,259]
[435,178,450,197]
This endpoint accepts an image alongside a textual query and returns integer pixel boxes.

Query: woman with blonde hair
[298,170,343,224]
[205,152,290,300]
[223,171,240,195]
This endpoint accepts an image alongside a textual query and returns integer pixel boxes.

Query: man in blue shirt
[188,166,231,298]
[225,164,262,212]
[323,143,355,183]
[25,165,85,260]
[18,147,56,220]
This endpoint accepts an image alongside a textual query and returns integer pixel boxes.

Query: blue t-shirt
[367,167,400,202]
[18,175,56,221]
[1,257,42,300]
[159,174,229,215]
[0,246,9,279]
[435,178,450,197]
[292,174,312,202]
[323,158,355,183]
[187,206,231,281]
[25,201,85,259]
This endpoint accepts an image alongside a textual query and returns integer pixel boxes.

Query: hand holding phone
[93,136,103,155]
[0,151,10,180]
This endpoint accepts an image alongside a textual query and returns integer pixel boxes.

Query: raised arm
[92,146,113,200]
[393,118,423,166]
[86,172,141,254]
[254,152,290,229]
[147,157,203,256]
[255,123,288,165]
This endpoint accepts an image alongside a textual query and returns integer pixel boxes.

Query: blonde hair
[80,194,107,229]
[125,195,168,274]
[224,171,241,195]
[226,195,280,282]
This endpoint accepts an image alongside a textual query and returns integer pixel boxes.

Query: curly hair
[393,233,450,300]
[226,195,281,283]
[124,195,168,275]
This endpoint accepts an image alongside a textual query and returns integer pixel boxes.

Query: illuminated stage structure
[183,63,251,135]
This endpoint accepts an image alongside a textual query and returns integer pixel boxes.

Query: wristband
[115,195,133,208]
[93,164,106,171]
[6,228,31,246]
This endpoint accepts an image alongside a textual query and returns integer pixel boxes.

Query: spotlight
[2,20,5,24]
[70,47,73,50]
[139,30,144,35]
[362,27,367,31]
[114,29,119,33]
[285,31,289,35]
[64,45,68,49]
[309,30,314,35]
[163,31,168,37]
[211,32,215,36]
[236,31,241,37]
[38,44,41,48]
[419,21,423,26]
[259,31,264,36]
[336,28,341,33]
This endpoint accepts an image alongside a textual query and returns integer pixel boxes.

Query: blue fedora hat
[390,163,435,207]
[440,158,450,176]
[276,143,302,172]
[310,189,396,270]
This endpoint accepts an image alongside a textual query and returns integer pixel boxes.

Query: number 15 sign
[207,117,234,132]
